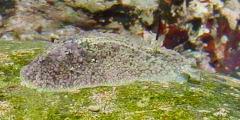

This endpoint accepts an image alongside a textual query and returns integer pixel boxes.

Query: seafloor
[0,0,240,119]
[0,40,239,119]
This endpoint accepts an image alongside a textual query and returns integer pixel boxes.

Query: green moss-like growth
[0,40,47,88]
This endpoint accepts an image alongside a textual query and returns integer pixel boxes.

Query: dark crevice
[92,4,138,30]
[0,0,16,19]
[187,18,202,31]
[66,4,139,31]
[172,0,184,6]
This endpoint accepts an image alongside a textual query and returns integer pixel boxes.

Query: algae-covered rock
[1,39,240,119]
[64,0,118,13]
[20,31,196,90]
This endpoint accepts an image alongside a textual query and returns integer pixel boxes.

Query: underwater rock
[64,0,118,13]
[153,0,240,75]
[0,0,97,41]
[20,31,196,90]
[65,0,158,25]
[88,105,100,112]
[0,0,159,40]
[221,0,240,29]
[0,32,15,41]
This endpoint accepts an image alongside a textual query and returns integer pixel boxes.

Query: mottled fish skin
[20,31,197,90]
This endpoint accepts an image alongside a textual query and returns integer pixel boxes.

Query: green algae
[0,40,240,119]
[0,40,47,88]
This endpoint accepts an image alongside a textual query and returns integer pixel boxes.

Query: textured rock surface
[21,32,196,89]
[0,0,158,41]
[0,0,96,41]
[65,0,158,25]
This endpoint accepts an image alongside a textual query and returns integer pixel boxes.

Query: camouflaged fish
[20,31,199,90]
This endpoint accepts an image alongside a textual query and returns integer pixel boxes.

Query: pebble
[88,105,100,112]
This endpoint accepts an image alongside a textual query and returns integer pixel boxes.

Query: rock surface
[0,0,159,41]
[20,31,196,89]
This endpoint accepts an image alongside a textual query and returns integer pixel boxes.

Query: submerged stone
[20,31,197,90]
